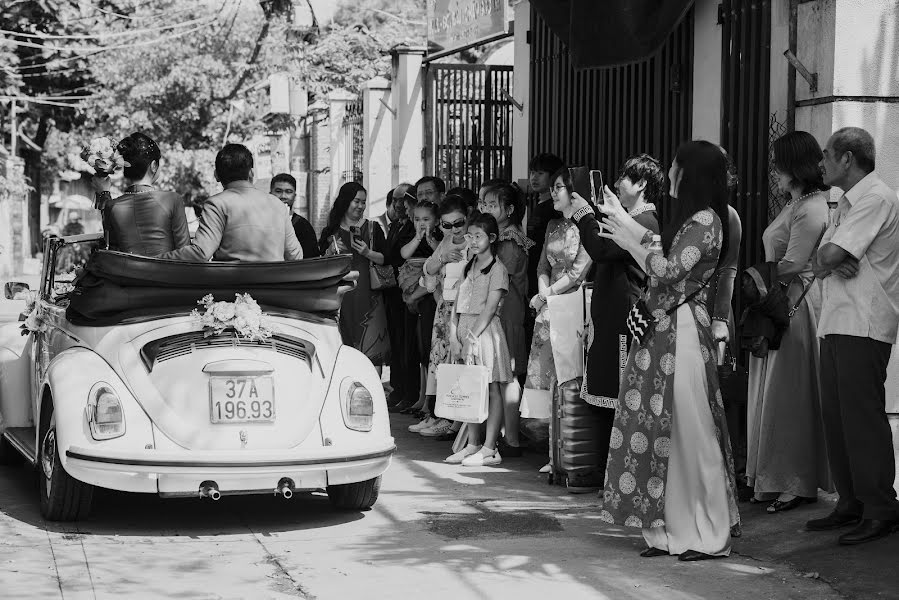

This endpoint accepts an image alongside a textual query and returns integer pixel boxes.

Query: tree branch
[222,18,270,102]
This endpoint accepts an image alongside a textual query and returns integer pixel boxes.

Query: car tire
[326,475,381,510]
[38,401,93,521]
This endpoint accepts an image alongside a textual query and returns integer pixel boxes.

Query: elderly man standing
[160,144,304,262]
[808,127,899,545]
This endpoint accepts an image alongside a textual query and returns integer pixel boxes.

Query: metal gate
[529,5,694,215]
[425,64,514,191]
[720,0,772,317]
[342,97,364,184]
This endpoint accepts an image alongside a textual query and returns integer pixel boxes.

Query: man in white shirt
[807,127,899,545]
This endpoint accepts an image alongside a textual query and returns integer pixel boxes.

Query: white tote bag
[435,363,490,423]
[547,288,589,384]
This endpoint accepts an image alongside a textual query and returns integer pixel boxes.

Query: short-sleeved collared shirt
[455,259,509,315]
[817,172,899,343]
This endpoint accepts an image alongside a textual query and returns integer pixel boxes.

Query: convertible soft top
[66,250,356,326]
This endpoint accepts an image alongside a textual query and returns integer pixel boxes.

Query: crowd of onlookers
[308,127,899,558]
[87,128,899,559]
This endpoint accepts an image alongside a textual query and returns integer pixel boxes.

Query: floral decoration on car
[191,293,272,341]
[76,136,129,177]
[20,290,47,336]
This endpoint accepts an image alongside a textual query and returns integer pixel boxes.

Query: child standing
[400,200,442,432]
[445,212,514,467]
[478,182,533,457]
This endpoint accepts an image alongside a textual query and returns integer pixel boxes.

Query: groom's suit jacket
[159,180,304,262]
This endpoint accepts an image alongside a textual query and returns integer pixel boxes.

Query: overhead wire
[1,15,216,41]
[0,16,217,52]
[4,19,217,72]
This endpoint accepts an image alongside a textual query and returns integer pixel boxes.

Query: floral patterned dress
[424,237,471,395]
[598,209,740,553]
[521,218,592,407]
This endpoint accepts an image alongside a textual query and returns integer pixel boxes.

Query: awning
[531,0,695,69]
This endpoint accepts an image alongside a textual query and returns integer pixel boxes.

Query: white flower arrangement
[77,136,128,176]
[191,293,272,341]
[20,291,47,336]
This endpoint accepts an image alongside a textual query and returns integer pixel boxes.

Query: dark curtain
[531,0,695,69]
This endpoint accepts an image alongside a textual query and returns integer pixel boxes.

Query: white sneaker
[539,463,552,474]
[445,444,482,464]
[419,419,453,437]
[408,416,436,433]
[462,447,502,467]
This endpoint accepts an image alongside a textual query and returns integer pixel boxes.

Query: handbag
[716,341,748,411]
[434,362,490,423]
[368,221,397,290]
[626,277,712,346]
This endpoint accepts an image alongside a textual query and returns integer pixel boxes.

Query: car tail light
[340,379,373,432]
[86,383,126,440]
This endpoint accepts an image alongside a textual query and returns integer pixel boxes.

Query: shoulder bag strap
[788,227,827,318]
[664,273,714,316]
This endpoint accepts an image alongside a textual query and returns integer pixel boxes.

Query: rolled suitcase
[549,378,605,491]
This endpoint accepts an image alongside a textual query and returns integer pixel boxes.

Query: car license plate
[209,376,275,423]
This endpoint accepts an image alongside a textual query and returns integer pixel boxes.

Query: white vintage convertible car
[0,233,394,521]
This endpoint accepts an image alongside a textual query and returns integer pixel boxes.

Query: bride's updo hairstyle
[117,132,161,180]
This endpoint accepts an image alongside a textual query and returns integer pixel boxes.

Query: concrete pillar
[691,0,723,143]
[328,89,357,204]
[511,0,530,184]
[795,0,899,191]
[308,102,331,234]
[769,0,791,133]
[793,0,899,490]
[390,44,426,187]
[361,76,393,218]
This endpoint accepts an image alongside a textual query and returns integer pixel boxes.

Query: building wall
[511,0,530,183]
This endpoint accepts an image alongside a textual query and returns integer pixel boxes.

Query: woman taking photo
[91,132,190,256]
[596,140,739,561]
[746,131,832,511]
[319,182,390,368]
[563,154,662,486]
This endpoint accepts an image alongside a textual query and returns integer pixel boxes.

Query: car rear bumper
[63,440,396,495]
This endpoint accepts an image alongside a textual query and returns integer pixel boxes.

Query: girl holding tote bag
[444,213,514,466]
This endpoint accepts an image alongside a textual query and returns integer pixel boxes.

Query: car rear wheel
[326,475,381,510]
[39,402,93,521]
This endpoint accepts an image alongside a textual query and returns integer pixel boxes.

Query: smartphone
[590,170,604,205]
[569,166,591,200]
[349,226,359,246]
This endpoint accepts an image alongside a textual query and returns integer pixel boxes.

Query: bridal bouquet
[191,293,272,341]
[78,136,128,177]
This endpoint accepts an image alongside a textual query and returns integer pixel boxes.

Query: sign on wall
[427,0,510,57]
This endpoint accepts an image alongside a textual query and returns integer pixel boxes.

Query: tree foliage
[1,0,426,238]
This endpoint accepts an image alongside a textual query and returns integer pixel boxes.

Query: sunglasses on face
[440,219,466,230]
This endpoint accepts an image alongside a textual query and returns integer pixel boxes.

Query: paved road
[3,413,890,600]
[0,289,896,599]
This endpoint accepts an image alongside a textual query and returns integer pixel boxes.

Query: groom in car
[159,144,304,262]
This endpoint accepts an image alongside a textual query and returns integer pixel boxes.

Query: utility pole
[9,99,16,159]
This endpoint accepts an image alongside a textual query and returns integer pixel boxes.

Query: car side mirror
[4,281,30,300]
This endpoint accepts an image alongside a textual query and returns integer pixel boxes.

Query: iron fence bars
[528,5,694,222]
[342,97,364,184]
[720,0,772,320]
[425,64,514,191]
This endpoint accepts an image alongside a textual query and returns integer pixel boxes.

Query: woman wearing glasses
[522,168,593,473]
[421,195,473,437]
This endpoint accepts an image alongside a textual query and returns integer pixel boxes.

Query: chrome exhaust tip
[199,480,221,500]
[275,477,295,499]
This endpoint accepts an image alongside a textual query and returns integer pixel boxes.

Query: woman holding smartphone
[319,182,390,368]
